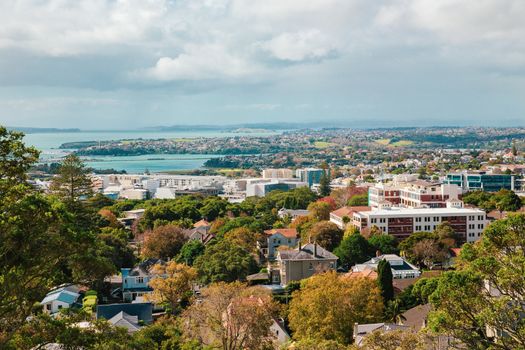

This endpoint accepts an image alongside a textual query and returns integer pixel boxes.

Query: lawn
[314,141,337,149]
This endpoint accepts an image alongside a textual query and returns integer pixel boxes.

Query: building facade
[445,172,522,192]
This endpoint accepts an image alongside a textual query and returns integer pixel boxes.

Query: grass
[314,141,337,149]
[375,138,414,147]
[375,138,391,145]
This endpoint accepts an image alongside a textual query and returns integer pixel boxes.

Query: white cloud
[261,30,338,62]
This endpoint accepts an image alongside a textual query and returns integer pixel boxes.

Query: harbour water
[24,130,278,173]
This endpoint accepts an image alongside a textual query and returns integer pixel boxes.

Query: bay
[24,130,278,173]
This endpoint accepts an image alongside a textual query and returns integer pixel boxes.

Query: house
[121,258,165,302]
[271,243,338,285]
[41,285,81,315]
[118,209,146,229]
[183,219,214,245]
[259,228,300,260]
[277,208,310,220]
[352,254,421,279]
[330,206,371,229]
[353,322,410,346]
[107,311,143,333]
[400,304,431,331]
[96,302,153,327]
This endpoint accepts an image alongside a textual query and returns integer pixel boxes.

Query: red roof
[264,228,298,239]
[331,206,371,218]
[193,219,210,228]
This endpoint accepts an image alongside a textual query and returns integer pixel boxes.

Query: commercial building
[351,203,487,242]
[368,181,462,209]
[295,168,326,187]
[262,168,294,179]
[445,171,523,192]
[221,178,308,202]
[352,254,421,280]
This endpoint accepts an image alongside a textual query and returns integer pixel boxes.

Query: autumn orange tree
[183,282,279,350]
[288,271,383,345]
[147,261,197,314]
[142,224,187,260]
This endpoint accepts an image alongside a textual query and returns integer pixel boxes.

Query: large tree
[288,271,383,345]
[183,282,278,350]
[50,154,93,204]
[193,240,258,284]
[142,224,187,260]
[428,214,525,349]
[147,261,198,314]
[333,233,373,269]
[377,260,394,302]
[305,221,344,251]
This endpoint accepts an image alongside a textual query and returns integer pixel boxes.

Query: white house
[41,285,81,314]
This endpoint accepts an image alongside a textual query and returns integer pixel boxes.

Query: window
[58,305,63,309]
[371,218,377,224]
[434,217,439,222]
[136,277,144,284]
[415,217,422,222]
[46,304,51,310]
[308,262,314,271]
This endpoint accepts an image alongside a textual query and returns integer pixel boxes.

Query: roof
[264,228,298,239]
[193,219,210,228]
[449,247,461,257]
[278,243,338,261]
[41,288,80,305]
[344,268,378,280]
[96,303,153,324]
[247,272,269,281]
[359,207,486,217]
[108,311,141,333]
[401,304,431,331]
[331,206,371,218]
[128,258,165,277]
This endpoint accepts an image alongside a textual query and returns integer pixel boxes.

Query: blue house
[121,258,165,302]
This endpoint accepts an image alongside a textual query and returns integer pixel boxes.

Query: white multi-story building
[262,168,294,179]
[352,203,487,243]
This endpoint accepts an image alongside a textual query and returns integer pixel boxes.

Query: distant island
[10,127,81,134]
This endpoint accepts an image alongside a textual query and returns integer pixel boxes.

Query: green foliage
[319,170,331,197]
[411,278,439,304]
[140,197,203,231]
[377,260,394,302]
[305,221,344,251]
[99,228,137,269]
[347,193,368,207]
[50,154,94,204]
[368,235,399,255]
[194,240,258,284]
[333,233,373,269]
[463,189,522,212]
[198,197,228,221]
[177,240,205,266]
[398,231,436,253]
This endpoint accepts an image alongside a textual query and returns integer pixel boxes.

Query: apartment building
[262,168,294,179]
[352,203,487,242]
[295,168,326,187]
[369,180,462,209]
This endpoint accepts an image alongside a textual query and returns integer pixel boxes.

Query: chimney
[314,242,318,257]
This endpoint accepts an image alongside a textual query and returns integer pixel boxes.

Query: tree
[177,240,205,266]
[224,227,261,254]
[147,261,198,313]
[308,201,332,221]
[193,240,258,284]
[347,194,368,207]
[291,339,349,350]
[377,260,394,302]
[368,235,398,255]
[305,221,343,251]
[99,227,136,269]
[333,233,373,269]
[288,272,383,345]
[0,127,114,345]
[411,239,448,269]
[356,329,427,350]
[183,282,278,350]
[199,197,228,221]
[494,189,522,212]
[142,224,187,260]
[428,214,525,349]
[50,154,93,204]
[319,170,331,197]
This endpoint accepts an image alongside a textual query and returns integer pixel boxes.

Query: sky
[0,0,525,129]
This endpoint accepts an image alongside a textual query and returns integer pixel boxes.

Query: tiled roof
[264,228,298,239]
[194,219,210,228]
[331,206,371,218]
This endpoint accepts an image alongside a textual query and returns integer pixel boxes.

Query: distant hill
[9,127,81,134]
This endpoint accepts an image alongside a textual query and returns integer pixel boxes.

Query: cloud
[137,44,262,81]
[260,30,338,62]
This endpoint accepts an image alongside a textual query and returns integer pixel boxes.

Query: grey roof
[128,258,165,277]
[41,288,80,305]
[278,243,338,261]
[96,303,153,324]
[108,311,141,333]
